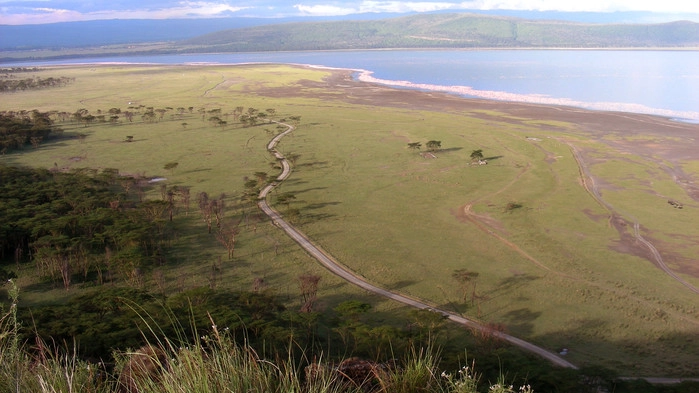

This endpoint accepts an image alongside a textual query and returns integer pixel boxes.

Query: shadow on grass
[502,307,541,337]
[305,201,341,210]
[296,161,330,168]
[180,167,213,175]
[291,186,329,195]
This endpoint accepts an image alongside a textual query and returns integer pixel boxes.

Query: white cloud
[0,1,248,24]
[358,2,458,13]
[295,1,699,16]
[462,0,699,13]
[294,4,357,16]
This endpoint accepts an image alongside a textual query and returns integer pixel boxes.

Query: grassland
[2,64,699,377]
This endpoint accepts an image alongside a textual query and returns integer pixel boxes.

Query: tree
[216,220,239,260]
[178,186,191,215]
[407,142,422,151]
[276,192,296,211]
[426,140,441,152]
[253,171,268,185]
[452,269,479,303]
[298,273,321,312]
[141,111,156,123]
[470,149,484,162]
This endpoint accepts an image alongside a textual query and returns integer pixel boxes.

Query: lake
[10,50,699,121]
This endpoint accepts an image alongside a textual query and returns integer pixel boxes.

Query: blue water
[8,50,699,121]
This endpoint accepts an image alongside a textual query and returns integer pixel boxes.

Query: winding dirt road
[257,121,578,370]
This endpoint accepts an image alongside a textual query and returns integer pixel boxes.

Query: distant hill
[0,18,279,50]
[0,14,402,51]
[182,13,699,51]
[2,13,698,62]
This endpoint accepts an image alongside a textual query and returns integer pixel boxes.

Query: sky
[1,0,699,25]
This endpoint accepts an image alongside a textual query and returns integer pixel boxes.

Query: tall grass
[0,284,531,392]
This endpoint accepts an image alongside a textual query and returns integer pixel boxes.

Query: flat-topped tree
[470,149,484,162]
[426,140,441,152]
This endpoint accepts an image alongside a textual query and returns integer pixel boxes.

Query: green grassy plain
[3,64,699,376]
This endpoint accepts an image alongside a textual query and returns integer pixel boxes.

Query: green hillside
[182,13,699,51]
[4,13,698,62]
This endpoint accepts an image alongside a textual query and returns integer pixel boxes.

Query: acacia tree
[276,192,296,211]
[452,269,480,303]
[216,220,239,260]
[470,149,484,162]
[298,273,321,313]
[253,171,268,185]
[178,186,191,215]
[426,140,442,152]
[197,192,213,233]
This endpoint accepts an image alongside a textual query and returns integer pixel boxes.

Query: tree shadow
[484,155,504,161]
[180,168,213,175]
[497,273,540,291]
[440,147,463,153]
[296,161,330,168]
[305,201,341,210]
[502,307,541,337]
[292,187,328,195]
[390,280,417,290]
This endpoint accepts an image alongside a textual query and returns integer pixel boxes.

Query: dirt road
[257,121,578,370]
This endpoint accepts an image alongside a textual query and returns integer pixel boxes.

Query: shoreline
[354,69,699,123]
[35,59,699,123]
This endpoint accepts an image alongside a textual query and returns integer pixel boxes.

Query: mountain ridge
[181,13,699,51]
[2,13,698,62]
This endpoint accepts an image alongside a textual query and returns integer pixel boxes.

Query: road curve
[257,121,577,369]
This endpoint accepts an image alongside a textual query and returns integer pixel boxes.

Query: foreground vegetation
[3,281,698,392]
[1,64,698,389]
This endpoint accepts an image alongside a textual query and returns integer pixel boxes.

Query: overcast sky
[2,0,698,25]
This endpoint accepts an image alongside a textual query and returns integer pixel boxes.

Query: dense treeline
[0,110,58,153]
[0,164,172,289]
[0,75,74,92]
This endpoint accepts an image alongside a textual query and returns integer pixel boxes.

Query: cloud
[295,1,465,15]
[294,4,357,16]
[461,0,699,13]
[294,0,699,16]
[2,0,699,24]
[0,1,249,24]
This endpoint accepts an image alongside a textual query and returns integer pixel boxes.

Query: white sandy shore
[356,69,699,122]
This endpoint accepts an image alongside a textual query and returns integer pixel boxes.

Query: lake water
[10,50,699,121]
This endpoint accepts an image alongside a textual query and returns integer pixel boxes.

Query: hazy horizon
[2,0,699,25]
